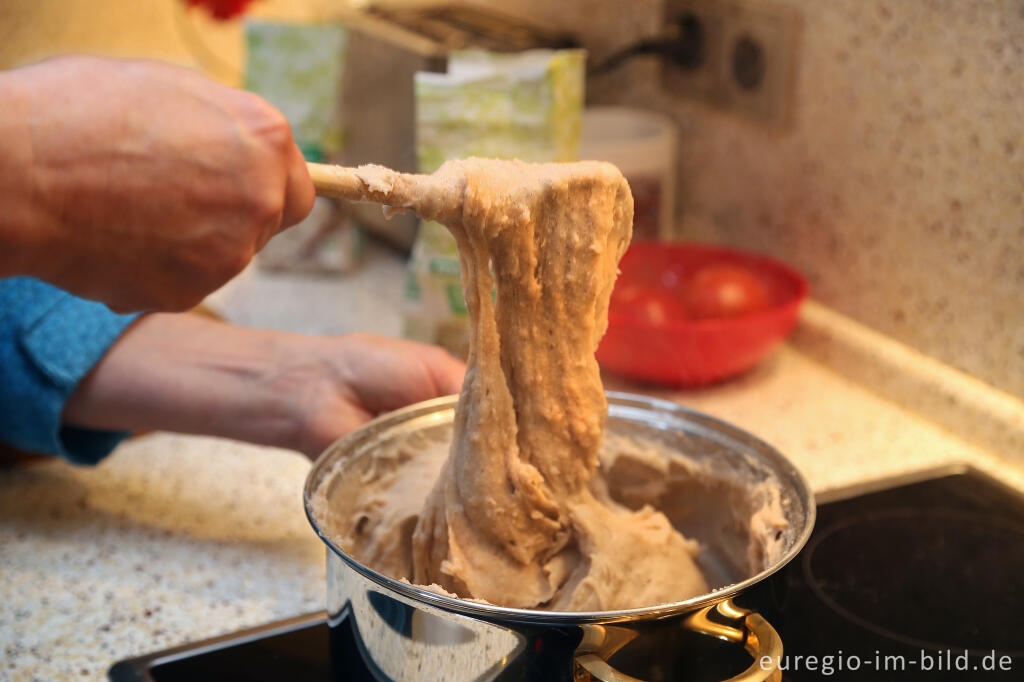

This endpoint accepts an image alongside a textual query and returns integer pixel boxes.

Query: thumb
[425,347,466,396]
[280,142,316,229]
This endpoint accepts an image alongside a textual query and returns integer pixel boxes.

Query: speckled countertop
[2,243,1022,682]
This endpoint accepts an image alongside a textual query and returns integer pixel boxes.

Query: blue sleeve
[0,277,140,464]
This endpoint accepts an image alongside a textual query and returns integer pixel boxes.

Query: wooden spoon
[306,162,462,224]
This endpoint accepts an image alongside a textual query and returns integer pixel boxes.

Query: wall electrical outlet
[662,0,800,128]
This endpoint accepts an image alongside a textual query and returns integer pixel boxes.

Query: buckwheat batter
[348,158,708,610]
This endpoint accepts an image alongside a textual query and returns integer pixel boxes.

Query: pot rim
[303,391,816,624]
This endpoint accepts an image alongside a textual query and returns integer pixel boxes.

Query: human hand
[0,56,314,312]
[265,332,466,456]
[64,315,465,458]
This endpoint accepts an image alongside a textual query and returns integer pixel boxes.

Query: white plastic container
[580,107,678,241]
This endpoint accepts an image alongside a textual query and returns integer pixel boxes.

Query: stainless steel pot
[303,393,815,682]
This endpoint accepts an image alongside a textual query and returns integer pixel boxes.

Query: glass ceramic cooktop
[109,466,1024,682]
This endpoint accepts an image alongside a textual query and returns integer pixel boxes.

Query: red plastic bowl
[597,241,809,386]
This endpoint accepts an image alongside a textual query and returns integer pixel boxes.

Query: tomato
[613,261,773,324]
[683,263,771,319]
[611,280,689,325]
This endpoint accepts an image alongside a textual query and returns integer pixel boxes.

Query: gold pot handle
[683,598,783,682]
[573,598,782,682]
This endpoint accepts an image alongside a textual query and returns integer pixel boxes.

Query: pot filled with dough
[303,159,815,681]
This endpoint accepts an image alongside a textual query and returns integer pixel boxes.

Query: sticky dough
[367,159,708,610]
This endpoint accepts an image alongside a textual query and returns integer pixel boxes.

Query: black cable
[588,12,705,76]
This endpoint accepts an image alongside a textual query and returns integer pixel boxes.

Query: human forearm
[62,313,466,458]
[62,313,306,451]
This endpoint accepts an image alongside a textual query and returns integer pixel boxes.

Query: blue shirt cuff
[0,278,139,464]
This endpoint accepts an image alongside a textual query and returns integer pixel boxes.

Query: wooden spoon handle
[306,162,368,203]
[306,162,463,224]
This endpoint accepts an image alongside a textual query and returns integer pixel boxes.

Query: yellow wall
[0,0,348,86]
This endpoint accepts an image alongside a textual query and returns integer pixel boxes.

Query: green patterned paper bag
[244,20,363,272]
[244,20,347,161]
[404,48,585,356]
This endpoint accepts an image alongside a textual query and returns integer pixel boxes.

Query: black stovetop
[756,466,1024,681]
[109,466,1024,682]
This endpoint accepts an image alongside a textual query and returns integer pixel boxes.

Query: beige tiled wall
[526,0,1024,398]
[3,0,1022,397]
